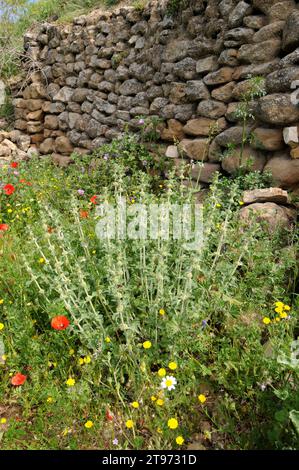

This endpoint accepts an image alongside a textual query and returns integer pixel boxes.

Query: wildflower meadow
[0,135,298,450]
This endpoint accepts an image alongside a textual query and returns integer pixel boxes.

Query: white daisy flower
[161,375,177,391]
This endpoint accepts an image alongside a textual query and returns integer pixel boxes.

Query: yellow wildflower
[66,377,75,387]
[0,299,4,305]
[156,399,164,406]
[143,341,152,349]
[125,419,134,429]
[83,356,91,364]
[168,418,178,429]
[46,397,53,403]
[84,420,93,429]
[78,358,84,365]
[168,361,177,371]
[159,309,166,316]
[158,368,166,377]
[0,418,7,424]
[198,394,207,403]
[131,401,139,409]
[151,396,157,402]
[263,317,271,325]
[69,349,75,356]
[176,435,184,445]
[105,337,111,343]
[280,312,288,319]
[0,323,4,331]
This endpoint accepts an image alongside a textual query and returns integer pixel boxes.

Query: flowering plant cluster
[0,139,298,450]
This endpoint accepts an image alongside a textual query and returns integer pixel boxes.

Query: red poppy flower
[0,224,9,232]
[80,210,89,219]
[51,315,70,330]
[11,373,27,386]
[19,179,32,186]
[3,184,15,196]
[105,409,114,421]
[10,162,18,168]
[90,195,97,205]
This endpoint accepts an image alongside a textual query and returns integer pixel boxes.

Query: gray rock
[71,88,89,103]
[173,58,197,80]
[185,80,210,101]
[204,67,234,86]
[196,56,218,74]
[94,98,116,115]
[53,86,74,103]
[218,49,239,67]
[229,1,252,28]
[266,67,299,93]
[243,15,267,29]
[238,40,281,63]
[118,79,143,96]
[283,10,299,51]
[225,27,255,45]
[197,100,227,119]
[254,94,299,125]
[253,21,284,43]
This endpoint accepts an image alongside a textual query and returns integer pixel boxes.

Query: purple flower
[201,319,208,329]
[112,438,118,445]
[77,189,85,196]
[138,118,145,125]
[13,171,19,176]
[103,154,109,160]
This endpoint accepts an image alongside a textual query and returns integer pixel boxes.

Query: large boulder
[251,128,284,151]
[238,40,281,63]
[240,202,295,232]
[254,94,299,125]
[264,153,299,188]
[266,67,299,93]
[221,145,266,174]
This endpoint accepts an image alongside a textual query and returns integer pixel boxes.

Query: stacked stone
[14,73,47,147]
[13,0,299,189]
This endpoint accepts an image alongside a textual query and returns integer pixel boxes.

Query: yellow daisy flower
[176,435,184,445]
[167,418,178,429]
[84,420,93,429]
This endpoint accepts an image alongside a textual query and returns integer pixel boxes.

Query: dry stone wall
[10,0,299,189]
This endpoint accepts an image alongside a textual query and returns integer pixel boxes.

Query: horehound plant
[17,163,286,357]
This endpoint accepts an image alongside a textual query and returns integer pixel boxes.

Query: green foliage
[166,0,190,16]
[0,136,298,450]
[0,89,14,126]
